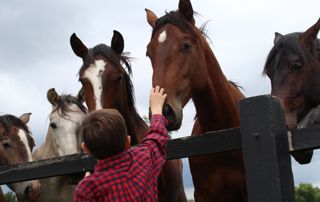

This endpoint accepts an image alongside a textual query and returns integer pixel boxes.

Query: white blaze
[18,129,33,162]
[83,60,106,110]
[158,30,167,43]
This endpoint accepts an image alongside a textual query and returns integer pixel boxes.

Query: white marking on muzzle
[158,30,167,43]
[83,60,106,110]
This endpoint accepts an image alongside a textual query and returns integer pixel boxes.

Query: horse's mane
[0,114,35,148]
[51,94,88,117]
[263,32,318,75]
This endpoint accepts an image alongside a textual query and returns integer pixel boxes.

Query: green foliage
[4,192,17,202]
[295,183,320,202]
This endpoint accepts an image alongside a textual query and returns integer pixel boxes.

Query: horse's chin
[166,118,182,131]
[165,110,183,131]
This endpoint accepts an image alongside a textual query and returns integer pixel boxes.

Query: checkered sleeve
[140,114,170,176]
[73,177,96,202]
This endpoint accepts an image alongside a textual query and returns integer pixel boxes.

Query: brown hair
[80,109,127,159]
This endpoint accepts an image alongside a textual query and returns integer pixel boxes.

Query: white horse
[0,113,41,202]
[32,88,87,202]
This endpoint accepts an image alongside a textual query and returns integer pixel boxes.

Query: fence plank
[240,95,295,202]
[291,125,320,150]
[167,127,241,159]
[0,128,241,184]
[0,154,96,185]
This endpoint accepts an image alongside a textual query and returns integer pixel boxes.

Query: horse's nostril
[24,185,32,198]
[50,122,57,129]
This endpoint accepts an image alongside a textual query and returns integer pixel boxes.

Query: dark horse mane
[51,94,88,117]
[79,44,145,143]
[263,32,319,76]
[0,114,35,148]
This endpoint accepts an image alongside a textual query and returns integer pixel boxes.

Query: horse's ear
[274,32,283,45]
[47,88,59,105]
[145,8,158,28]
[77,87,85,103]
[111,30,124,55]
[300,18,320,49]
[178,0,195,25]
[19,113,31,124]
[70,33,88,58]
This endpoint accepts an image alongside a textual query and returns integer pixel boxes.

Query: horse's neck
[33,128,56,160]
[118,105,148,145]
[192,47,244,133]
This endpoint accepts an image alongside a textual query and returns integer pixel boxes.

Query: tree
[295,183,320,202]
[4,192,17,202]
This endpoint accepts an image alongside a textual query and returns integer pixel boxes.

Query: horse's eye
[292,61,303,69]
[2,142,10,149]
[182,42,192,51]
[50,122,57,129]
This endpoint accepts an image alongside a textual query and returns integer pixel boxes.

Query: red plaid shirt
[74,114,169,202]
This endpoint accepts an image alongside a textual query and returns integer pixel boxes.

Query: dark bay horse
[70,30,187,202]
[145,0,247,201]
[263,18,320,164]
[33,88,87,202]
[0,113,41,201]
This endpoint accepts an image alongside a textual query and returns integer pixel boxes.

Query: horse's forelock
[0,115,34,149]
[152,11,197,40]
[263,32,318,75]
[152,11,211,54]
[52,94,87,117]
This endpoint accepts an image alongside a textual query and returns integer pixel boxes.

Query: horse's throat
[192,72,241,132]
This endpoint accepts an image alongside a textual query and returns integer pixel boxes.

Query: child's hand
[150,86,167,115]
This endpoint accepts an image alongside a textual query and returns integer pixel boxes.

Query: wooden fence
[1,95,320,201]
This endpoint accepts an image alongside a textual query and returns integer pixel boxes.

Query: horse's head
[70,31,133,113]
[264,18,320,129]
[47,88,87,156]
[146,0,209,130]
[0,114,41,201]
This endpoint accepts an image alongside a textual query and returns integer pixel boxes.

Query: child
[74,86,169,201]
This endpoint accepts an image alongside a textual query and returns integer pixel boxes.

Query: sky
[0,0,319,199]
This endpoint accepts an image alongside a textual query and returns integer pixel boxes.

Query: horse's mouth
[148,104,183,131]
[166,117,183,131]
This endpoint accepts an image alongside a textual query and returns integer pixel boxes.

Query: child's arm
[139,86,169,175]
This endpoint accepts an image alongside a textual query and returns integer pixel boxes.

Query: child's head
[80,109,129,160]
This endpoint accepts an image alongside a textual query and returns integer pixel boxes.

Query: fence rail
[1,95,320,202]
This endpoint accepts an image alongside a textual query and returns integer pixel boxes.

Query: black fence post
[239,95,295,202]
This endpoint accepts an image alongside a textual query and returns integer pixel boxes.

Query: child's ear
[125,136,131,150]
[81,143,91,155]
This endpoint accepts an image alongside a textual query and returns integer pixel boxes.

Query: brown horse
[70,30,187,202]
[145,0,247,201]
[263,18,320,164]
[0,113,41,201]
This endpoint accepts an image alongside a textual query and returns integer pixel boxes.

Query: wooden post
[239,95,295,202]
